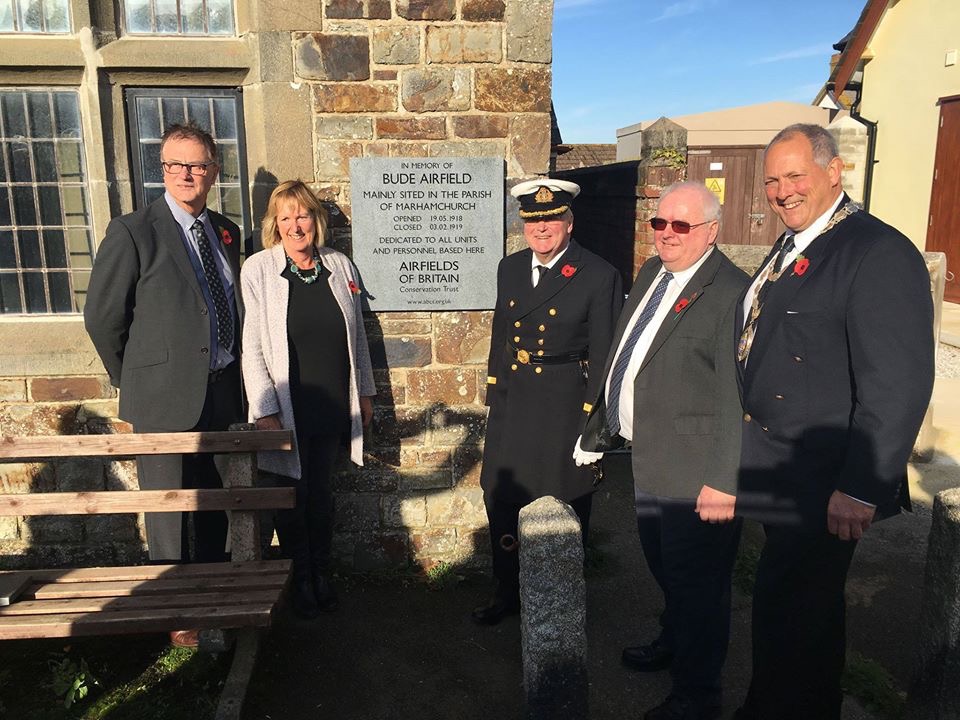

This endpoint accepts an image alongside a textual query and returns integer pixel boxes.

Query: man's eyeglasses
[162,161,217,176]
[649,217,713,234]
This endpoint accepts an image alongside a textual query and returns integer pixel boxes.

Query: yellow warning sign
[704,177,725,205]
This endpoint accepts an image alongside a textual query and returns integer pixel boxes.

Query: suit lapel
[151,199,205,303]
[639,249,721,374]
[514,241,585,318]
[743,217,843,380]
[597,258,660,385]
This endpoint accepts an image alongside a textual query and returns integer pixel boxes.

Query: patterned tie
[534,265,548,287]
[757,234,796,308]
[191,219,234,353]
[773,234,796,273]
[605,271,674,436]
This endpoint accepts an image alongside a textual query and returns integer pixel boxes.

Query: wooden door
[686,147,784,247]
[927,97,960,303]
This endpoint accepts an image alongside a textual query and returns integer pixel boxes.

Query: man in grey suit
[85,124,243,633]
[579,181,749,720]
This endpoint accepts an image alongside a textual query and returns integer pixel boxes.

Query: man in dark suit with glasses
[85,123,243,647]
[580,181,749,720]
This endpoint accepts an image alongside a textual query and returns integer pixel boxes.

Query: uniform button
[514,321,521,328]
[539,324,545,331]
[511,364,518,371]
[774,394,784,400]
[549,308,557,316]
[761,426,769,432]
[793,355,803,362]
[538,339,544,346]
[743,413,751,422]
[509,300,515,307]
[201,347,209,355]
[535,367,543,374]
[537,350,544,356]
[513,336,520,343]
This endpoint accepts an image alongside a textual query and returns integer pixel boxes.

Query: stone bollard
[518,496,588,720]
[908,487,960,719]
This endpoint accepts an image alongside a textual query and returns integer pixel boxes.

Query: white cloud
[750,44,833,65]
[650,0,706,23]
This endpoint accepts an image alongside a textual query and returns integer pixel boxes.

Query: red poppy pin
[220,228,232,245]
[348,280,361,295]
[561,264,576,278]
[674,298,689,313]
[793,254,810,276]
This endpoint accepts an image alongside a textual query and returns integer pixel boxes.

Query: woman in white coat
[241,180,375,618]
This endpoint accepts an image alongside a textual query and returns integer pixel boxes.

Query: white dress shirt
[530,244,569,286]
[740,192,844,328]
[606,247,715,442]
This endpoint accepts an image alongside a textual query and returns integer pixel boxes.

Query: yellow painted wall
[860,0,960,249]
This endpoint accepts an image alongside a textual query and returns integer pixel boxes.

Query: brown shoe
[169,629,199,648]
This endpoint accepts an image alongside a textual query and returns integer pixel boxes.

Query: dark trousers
[136,363,243,562]
[484,493,593,602]
[635,489,742,701]
[742,525,858,720]
[273,429,340,581]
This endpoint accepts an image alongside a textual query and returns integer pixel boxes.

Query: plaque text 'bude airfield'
[350,157,504,311]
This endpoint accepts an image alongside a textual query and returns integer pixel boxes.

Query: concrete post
[518,496,588,720]
[908,488,960,719]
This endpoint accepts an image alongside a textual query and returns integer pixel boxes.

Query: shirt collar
[789,192,844,252]
[661,245,715,286]
[164,191,209,234]
[531,243,569,271]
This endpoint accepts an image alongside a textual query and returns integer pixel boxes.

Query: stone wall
[0,0,557,572]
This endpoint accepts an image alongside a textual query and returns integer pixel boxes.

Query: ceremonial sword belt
[509,344,588,365]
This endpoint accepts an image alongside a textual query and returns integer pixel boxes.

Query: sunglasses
[649,218,713,234]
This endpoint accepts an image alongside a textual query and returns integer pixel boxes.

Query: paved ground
[242,325,960,720]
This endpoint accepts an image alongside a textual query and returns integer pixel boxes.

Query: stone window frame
[121,0,235,37]
[0,87,95,315]
[0,0,71,34]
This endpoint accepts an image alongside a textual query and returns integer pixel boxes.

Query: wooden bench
[0,428,295,720]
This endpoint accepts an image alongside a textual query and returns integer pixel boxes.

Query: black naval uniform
[480,239,622,600]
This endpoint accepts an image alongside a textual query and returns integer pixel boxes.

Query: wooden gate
[927,96,960,303]
[686,146,783,247]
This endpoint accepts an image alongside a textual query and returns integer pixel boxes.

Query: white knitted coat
[240,244,375,477]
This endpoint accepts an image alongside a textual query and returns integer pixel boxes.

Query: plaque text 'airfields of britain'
[349,157,504,311]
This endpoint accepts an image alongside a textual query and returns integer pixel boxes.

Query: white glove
[573,435,603,467]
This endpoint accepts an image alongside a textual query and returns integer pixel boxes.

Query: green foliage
[424,561,462,590]
[842,652,906,720]
[650,147,687,170]
[48,650,99,709]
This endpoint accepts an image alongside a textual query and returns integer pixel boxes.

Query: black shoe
[290,578,320,619]
[313,575,340,612]
[621,639,674,672]
[645,694,721,720]
[471,597,520,625]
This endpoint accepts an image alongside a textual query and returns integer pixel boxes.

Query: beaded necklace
[287,251,321,284]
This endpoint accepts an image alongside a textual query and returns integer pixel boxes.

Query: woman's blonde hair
[260,180,330,249]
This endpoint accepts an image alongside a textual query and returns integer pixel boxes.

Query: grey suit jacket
[84,196,243,431]
[583,249,749,499]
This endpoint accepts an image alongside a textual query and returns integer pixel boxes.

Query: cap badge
[535,186,554,203]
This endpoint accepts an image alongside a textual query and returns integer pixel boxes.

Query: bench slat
[0,430,293,460]
[0,488,295,516]
[0,590,282,616]
[0,604,277,640]
[2,559,291,583]
[31,573,289,600]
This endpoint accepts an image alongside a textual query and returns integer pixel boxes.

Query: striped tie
[605,271,673,437]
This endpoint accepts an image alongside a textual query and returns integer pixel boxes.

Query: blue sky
[552,0,865,143]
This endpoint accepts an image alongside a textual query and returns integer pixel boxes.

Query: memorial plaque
[350,157,504,311]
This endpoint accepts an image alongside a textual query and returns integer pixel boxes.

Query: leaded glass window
[0,89,94,314]
[126,88,249,240]
[0,0,70,33]
[123,0,234,35]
